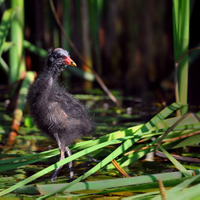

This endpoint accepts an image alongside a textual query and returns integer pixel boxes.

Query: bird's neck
[46,64,60,78]
[39,66,60,98]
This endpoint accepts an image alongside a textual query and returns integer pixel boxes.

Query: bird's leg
[65,146,74,181]
[85,155,99,162]
[51,133,65,182]
[51,149,65,182]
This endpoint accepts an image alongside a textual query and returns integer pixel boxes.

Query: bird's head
[47,48,76,71]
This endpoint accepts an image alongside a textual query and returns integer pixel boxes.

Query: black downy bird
[27,48,95,182]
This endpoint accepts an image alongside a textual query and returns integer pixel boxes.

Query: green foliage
[0,9,16,75]
[2,102,200,199]
[173,0,190,115]
[158,144,191,177]
[24,116,34,128]
[9,0,25,84]
[88,0,103,74]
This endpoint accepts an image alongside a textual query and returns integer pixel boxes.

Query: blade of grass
[166,183,200,200]
[89,0,103,75]
[0,8,16,57]
[123,191,160,200]
[173,0,179,62]
[17,171,199,195]
[0,0,5,6]
[0,149,58,165]
[0,150,59,172]
[152,175,200,200]
[172,132,200,149]
[166,174,200,197]
[37,169,200,199]
[158,144,191,177]
[173,0,190,115]
[156,113,197,151]
[9,0,25,84]
[107,126,200,170]
[23,40,47,58]
[0,57,9,74]
[73,124,143,149]
[108,111,199,170]
[2,41,14,53]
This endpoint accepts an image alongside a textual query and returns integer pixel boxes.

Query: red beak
[65,56,77,67]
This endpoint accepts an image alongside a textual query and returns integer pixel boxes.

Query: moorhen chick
[27,48,95,182]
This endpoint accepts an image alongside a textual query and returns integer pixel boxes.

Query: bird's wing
[53,91,87,119]
[47,101,68,128]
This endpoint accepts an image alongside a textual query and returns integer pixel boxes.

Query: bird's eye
[57,53,62,58]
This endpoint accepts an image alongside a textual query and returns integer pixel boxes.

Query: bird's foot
[69,171,74,182]
[51,176,57,182]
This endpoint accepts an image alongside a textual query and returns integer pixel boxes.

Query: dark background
[1,0,200,105]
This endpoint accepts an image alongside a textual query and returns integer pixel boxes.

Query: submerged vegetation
[0,0,200,199]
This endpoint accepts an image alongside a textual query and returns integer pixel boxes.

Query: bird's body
[27,48,95,181]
